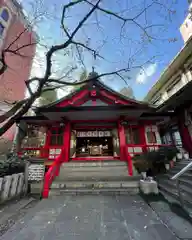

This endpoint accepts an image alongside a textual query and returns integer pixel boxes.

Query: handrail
[42,148,65,198]
[171,159,192,215]
[171,160,192,180]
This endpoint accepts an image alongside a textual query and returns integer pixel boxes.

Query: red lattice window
[125,126,142,145]
[50,126,64,146]
[145,125,157,144]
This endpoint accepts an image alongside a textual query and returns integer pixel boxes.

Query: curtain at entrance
[70,130,77,158]
[112,129,120,156]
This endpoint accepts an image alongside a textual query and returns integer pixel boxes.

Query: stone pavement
[0,197,38,236]
[0,195,187,240]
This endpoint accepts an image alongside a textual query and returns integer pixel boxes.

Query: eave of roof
[37,104,154,113]
[157,79,192,112]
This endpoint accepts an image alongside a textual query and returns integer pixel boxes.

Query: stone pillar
[10,174,19,198]
[1,175,12,202]
[16,173,24,195]
[0,178,3,192]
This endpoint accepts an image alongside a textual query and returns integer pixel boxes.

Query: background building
[0,0,36,154]
[144,1,192,154]
[144,2,192,106]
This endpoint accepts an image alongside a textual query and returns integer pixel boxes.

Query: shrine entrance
[70,129,117,160]
[76,136,113,157]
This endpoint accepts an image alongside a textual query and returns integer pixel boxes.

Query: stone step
[60,166,128,172]
[51,180,139,189]
[160,178,192,196]
[169,168,192,175]
[61,160,127,168]
[49,187,139,197]
[159,182,192,206]
[163,172,192,180]
[176,160,192,165]
[159,175,192,188]
[159,184,192,211]
[55,175,140,182]
[59,168,128,177]
[57,171,129,180]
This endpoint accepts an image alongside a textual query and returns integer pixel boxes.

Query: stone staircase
[49,160,140,196]
[157,159,192,216]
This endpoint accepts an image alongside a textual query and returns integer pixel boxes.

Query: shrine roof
[36,78,154,113]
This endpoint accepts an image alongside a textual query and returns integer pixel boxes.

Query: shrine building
[16,71,174,179]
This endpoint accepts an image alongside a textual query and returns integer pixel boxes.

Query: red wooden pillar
[63,121,71,162]
[42,127,50,158]
[178,112,192,155]
[118,120,126,160]
[140,124,147,153]
[118,120,133,176]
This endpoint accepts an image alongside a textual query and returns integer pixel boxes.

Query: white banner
[77,130,111,138]
[28,164,45,182]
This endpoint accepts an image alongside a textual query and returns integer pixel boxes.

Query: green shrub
[132,154,150,173]
[132,146,178,176]
[0,153,25,178]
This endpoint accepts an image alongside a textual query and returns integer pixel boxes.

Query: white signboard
[77,131,111,138]
[28,164,45,182]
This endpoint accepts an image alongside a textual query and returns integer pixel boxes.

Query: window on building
[50,127,64,146]
[1,8,9,22]
[125,126,141,145]
[0,23,5,36]
[0,7,10,38]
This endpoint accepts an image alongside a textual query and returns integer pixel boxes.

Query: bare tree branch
[61,0,85,38]
[0,99,27,123]
[0,0,177,137]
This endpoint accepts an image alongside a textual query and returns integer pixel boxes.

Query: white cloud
[136,63,157,84]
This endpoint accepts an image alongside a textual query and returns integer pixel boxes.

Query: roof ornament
[87,67,99,81]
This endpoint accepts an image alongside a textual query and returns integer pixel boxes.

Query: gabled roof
[36,78,153,113]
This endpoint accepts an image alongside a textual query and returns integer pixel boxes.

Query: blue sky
[22,0,189,100]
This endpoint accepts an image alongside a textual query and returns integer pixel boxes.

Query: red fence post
[118,120,133,176]
[63,121,71,162]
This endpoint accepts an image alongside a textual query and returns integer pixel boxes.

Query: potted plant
[132,154,149,179]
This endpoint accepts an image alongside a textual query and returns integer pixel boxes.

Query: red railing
[42,148,65,198]
[126,144,174,154]
[124,146,133,176]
